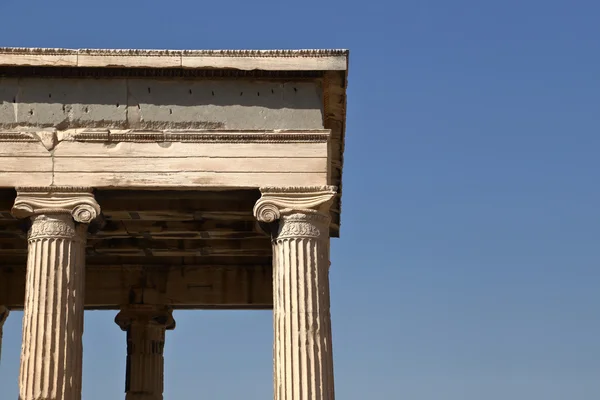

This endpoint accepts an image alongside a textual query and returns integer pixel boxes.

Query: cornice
[0,47,348,58]
[0,48,348,71]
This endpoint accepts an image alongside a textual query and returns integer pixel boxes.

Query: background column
[115,305,175,400]
[12,187,101,400]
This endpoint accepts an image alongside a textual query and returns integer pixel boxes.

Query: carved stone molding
[0,47,348,58]
[0,129,330,150]
[253,186,337,224]
[28,214,86,242]
[12,187,101,224]
[277,212,331,240]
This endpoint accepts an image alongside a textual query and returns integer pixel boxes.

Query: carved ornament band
[28,215,86,241]
[12,187,101,224]
[276,212,331,239]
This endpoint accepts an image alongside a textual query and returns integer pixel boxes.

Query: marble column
[12,187,101,400]
[254,186,337,400]
[0,306,8,363]
[115,305,175,400]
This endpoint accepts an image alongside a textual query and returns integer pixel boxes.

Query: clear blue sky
[1,1,599,399]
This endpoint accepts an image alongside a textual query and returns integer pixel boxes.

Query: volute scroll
[253,186,337,223]
[11,187,101,224]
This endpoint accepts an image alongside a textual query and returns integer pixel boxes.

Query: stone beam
[0,264,273,310]
[0,130,330,189]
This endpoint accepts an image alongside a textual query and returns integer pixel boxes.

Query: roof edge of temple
[0,47,349,71]
[0,47,349,56]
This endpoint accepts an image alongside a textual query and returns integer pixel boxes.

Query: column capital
[253,186,337,224]
[115,305,176,331]
[11,187,101,224]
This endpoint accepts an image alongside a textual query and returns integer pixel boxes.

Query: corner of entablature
[11,187,101,224]
[253,186,338,223]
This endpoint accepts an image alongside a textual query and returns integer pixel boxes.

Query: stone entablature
[0,47,348,232]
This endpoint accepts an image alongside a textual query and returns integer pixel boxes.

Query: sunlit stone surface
[0,47,348,400]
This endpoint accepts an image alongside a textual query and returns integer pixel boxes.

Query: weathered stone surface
[8,78,128,129]
[19,215,87,400]
[0,48,348,70]
[0,79,19,125]
[0,48,349,400]
[0,46,348,233]
[0,78,323,130]
[181,55,346,70]
[0,130,330,188]
[14,189,99,400]
[12,187,101,223]
[255,187,337,400]
[0,51,77,67]
[125,79,323,130]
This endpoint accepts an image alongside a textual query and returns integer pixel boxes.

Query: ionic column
[0,306,8,363]
[115,305,175,400]
[254,186,338,400]
[12,187,101,400]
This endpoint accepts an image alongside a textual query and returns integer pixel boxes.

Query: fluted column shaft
[12,187,100,400]
[20,215,87,400]
[254,187,338,400]
[115,306,175,400]
[272,211,335,400]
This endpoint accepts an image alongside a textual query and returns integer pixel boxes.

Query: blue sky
[1,0,599,399]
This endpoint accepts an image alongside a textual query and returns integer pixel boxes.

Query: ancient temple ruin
[0,47,348,400]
